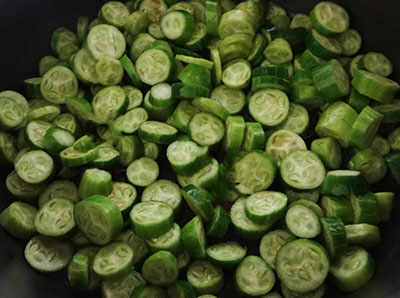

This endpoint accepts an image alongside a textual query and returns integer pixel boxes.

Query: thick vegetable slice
[249,89,290,126]
[280,150,326,190]
[187,260,224,295]
[34,198,75,237]
[24,235,73,273]
[0,201,37,240]
[181,216,206,259]
[142,250,179,286]
[93,242,134,279]
[130,201,174,239]
[310,1,350,36]
[259,229,295,270]
[276,239,329,293]
[235,256,275,296]
[75,195,123,245]
[329,246,375,292]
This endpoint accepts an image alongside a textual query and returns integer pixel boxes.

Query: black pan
[1,1,400,297]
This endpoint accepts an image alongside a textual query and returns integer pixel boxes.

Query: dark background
[1,1,400,297]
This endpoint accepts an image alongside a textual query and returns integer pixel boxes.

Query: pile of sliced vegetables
[1,0,400,297]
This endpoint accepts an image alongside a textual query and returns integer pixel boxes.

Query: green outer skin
[348,88,371,113]
[251,75,290,93]
[120,54,143,88]
[321,170,368,196]
[206,241,246,270]
[142,179,182,213]
[192,97,230,121]
[329,246,375,292]
[90,146,120,169]
[78,168,113,199]
[0,201,37,240]
[223,115,245,154]
[167,280,197,298]
[0,131,17,165]
[235,255,275,296]
[181,216,206,259]
[299,49,326,70]
[130,285,167,297]
[289,200,324,218]
[60,146,98,167]
[142,250,179,286]
[374,192,395,222]
[139,121,178,145]
[345,224,381,248]
[350,192,381,226]
[130,201,174,239]
[172,100,200,133]
[166,140,208,176]
[245,191,288,224]
[349,106,383,149]
[161,10,195,44]
[311,137,342,169]
[241,122,265,151]
[315,101,357,147]
[305,30,342,59]
[320,196,354,224]
[67,253,89,288]
[210,48,222,86]
[385,151,400,185]
[207,205,231,239]
[352,70,399,103]
[281,282,325,298]
[206,0,221,35]
[44,127,75,155]
[74,195,123,246]
[145,223,183,256]
[276,239,329,293]
[291,84,325,110]
[178,64,212,89]
[374,100,400,124]
[348,149,387,184]
[181,185,215,222]
[285,188,320,204]
[230,198,273,240]
[312,59,349,102]
[253,65,290,79]
[116,135,144,167]
[320,217,347,259]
